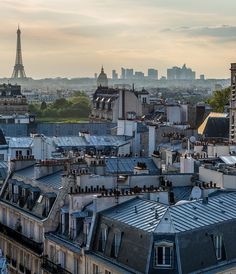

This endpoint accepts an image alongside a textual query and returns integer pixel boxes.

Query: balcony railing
[42,257,72,274]
[0,222,43,255]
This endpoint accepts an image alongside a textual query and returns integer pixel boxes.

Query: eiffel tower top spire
[11,26,27,79]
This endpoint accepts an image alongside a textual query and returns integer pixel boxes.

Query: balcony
[42,257,72,274]
[0,222,43,255]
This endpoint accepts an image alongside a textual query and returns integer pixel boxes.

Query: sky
[1,0,236,79]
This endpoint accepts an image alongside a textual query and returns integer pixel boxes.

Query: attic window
[98,224,108,252]
[212,234,225,261]
[154,241,173,268]
[111,229,122,258]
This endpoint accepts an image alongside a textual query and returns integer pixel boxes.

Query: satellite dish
[190,136,196,143]
[191,186,202,200]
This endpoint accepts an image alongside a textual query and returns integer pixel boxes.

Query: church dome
[97,66,108,87]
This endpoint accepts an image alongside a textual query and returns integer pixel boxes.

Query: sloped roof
[105,157,160,175]
[102,197,167,233]
[102,192,236,234]
[202,117,229,138]
[198,112,228,135]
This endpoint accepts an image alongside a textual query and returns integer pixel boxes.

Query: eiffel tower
[11,26,27,79]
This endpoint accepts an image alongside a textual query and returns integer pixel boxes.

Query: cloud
[164,25,236,43]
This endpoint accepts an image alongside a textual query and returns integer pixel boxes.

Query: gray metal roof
[168,192,236,233]
[172,186,192,202]
[53,135,129,148]
[220,156,236,165]
[105,157,160,175]
[46,233,81,254]
[8,137,33,148]
[102,197,167,233]
[102,192,236,234]
[15,166,63,189]
[38,171,63,189]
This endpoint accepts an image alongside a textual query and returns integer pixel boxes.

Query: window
[105,270,111,274]
[213,235,223,260]
[111,229,122,258]
[98,224,108,252]
[154,242,173,268]
[74,258,79,274]
[92,263,99,274]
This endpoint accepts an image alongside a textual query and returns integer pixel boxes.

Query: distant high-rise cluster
[167,64,195,80]
[118,67,158,80]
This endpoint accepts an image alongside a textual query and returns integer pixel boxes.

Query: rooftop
[102,192,236,233]
[105,157,160,175]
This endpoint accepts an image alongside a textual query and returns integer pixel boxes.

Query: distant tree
[207,87,231,112]
[52,98,70,109]
[40,101,47,110]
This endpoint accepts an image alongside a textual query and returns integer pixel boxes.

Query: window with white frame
[105,270,111,274]
[213,235,223,260]
[154,242,173,267]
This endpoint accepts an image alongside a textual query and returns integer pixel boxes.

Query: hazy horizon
[1,0,236,79]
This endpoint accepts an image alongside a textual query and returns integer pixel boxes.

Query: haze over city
[1,0,236,78]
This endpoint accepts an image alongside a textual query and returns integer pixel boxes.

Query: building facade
[230,63,236,142]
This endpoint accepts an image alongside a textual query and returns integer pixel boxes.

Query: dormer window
[60,208,69,235]
[98,224,108,252]
[154,241,173,268]
[111,229,122,258]
[13,184,19,203]
[212,234,225,261]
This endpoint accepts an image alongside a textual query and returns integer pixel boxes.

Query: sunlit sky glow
[1,0,236,79]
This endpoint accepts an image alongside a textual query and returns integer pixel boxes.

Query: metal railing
[41,257,72,274]
[0,222,43,255]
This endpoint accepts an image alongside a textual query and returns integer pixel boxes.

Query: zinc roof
[8,137,33,148]
[105,157,160,175]
[53,135,128,148]
[102,197,168,233]
[220,156,236,165]
[15,166,63,190]
[102,192,236,234]
[169,192,236,233]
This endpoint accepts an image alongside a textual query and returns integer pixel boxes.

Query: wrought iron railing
[0,222,43,255]
[41,257,72,274]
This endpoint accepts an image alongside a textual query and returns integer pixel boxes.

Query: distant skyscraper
[112,70,118,80]
[134,71,144,79]
[200,74,205,80]
[126,69,134,79]
[11,26,27,79]
[121,67,126,79]
[230,63,236,142]
[148,68,158,79]
[167,64,195,80]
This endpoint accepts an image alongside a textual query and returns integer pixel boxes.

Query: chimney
[202,189,209,205]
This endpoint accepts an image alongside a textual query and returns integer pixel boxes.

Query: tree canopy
[29,92,91,119]
[207,87,230,112]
